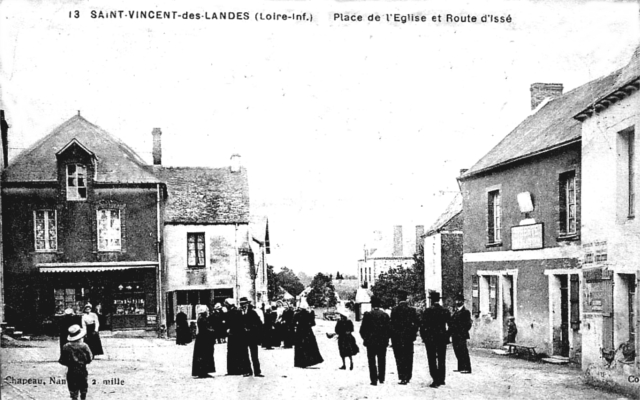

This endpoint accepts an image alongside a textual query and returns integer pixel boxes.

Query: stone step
[541,356,570,365]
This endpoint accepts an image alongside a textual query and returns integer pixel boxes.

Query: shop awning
[38,261,158,273]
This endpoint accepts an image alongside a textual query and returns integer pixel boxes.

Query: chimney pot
[530,83,563,110]
[230,154,241,173]
[152,128,162,166]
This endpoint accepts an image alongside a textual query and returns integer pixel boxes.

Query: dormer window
[67,164,87,200]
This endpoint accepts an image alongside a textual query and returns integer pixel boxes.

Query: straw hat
[67,325,86,342]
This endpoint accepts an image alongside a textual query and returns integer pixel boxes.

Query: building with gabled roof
[575,45,639,394]
[459,48,639,366]
[423,192,463,308]
[2,114,165,333]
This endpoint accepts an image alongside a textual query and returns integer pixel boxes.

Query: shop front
[38,262,159,331]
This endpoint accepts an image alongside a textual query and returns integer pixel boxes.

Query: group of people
[57,303,104,400]
[186,297,325,378]
[360,290,472,388]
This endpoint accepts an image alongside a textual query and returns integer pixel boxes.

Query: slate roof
[155,166,249,224]
[425,193,463,236]
[461,67,626,179]
[4,115,160,184]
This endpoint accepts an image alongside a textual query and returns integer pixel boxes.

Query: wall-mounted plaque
[511,223,543,250]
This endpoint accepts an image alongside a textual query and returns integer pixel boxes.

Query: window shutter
[489,275,498,319]
[570,275,580,327]
[472,275,479,317]
[602,279,613,317]
[559,175,567,233]
[488,193,495,243]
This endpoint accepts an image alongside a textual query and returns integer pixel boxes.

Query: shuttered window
[570,274,580,329]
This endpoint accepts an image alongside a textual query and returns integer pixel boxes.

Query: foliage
[297,271,312,287]
[275,267,305,297]
[266,264,282,300]
[306,273,338,308]
[336,287,357,301]
[370,253,425,309]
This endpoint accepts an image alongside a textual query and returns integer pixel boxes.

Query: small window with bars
[187,233,206,267]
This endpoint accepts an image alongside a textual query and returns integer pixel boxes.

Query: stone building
[575,45,639,395]
[423,192,463,308]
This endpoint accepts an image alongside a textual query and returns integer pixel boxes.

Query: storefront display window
[54,287,91,315]
[113,282,145,315]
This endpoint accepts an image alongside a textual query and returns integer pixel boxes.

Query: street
[1,319,629,400]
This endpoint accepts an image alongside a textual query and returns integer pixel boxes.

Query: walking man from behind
[390,289,419,385]
[419,290,450,388]
[359,296,391,386]
[449,294,472,374]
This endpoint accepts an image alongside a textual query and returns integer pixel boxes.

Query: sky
[1,0,638,276]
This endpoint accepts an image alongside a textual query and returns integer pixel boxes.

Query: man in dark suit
[390,289,419,385]
[240,297,264,377]
[419,291,451,388]
[449,294,472,374]
[359,296,391,386]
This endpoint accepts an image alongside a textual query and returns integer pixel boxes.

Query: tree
[371,253,425,309]
[306,273,338,308]
[276,267,305,297]
[297,271,312,287]
[266,264,282,300]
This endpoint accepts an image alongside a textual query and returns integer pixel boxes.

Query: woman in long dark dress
[281,304,295,348]
[294,307,324,368]
[335,311,358,370]
[224,299,251,375]
[192,311,215,378]
[175,308,191,345]
[81,304,104,359]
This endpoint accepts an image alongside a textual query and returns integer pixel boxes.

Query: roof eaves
[458,137,581,181]
[574,77,640,122]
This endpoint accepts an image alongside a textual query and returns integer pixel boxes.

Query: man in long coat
[240,297,264,377]
[224,299,250,375]
[419,291,450,388]
[390,290,419,385]
[449,294,472,373]
[359,297,390,386]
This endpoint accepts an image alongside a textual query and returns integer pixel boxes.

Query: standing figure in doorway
[505,316,517,345]
[390,289,419,385]
[449,294,473,374]
[81,304,104,359]
[419,291,450,388]
[359,297,390,386]
[175,307,192,345]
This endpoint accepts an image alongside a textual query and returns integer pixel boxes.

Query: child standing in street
[59,325,93,400]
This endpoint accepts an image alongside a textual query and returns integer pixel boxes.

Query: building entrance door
[559,275,570,357]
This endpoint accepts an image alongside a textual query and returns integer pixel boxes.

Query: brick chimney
[152,128,162,165]
[393,225,403,257]
[230,154,241,173]
[530,83,563,110]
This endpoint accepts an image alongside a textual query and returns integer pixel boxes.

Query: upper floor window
[34,210,57,251]
[487,190,502,244]
[67,164,87,200]
[559,171,577,235]
[97,209,121,251]
[187,233,206,267]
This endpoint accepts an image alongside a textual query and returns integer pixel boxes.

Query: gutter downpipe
[156,184,164,329]
[235,223,239,303]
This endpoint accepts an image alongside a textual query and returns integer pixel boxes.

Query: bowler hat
[67,325,86,342]
[239,297,251,305]
[428,290,441,301]
[455,293,465,301]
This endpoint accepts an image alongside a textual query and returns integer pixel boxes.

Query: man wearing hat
[419,290,451,388]
[59,325,93,400]
[390,289,419,385]
[224,298,250,375]
[359,296,391,386]
[239,297,264,377]
[449,294,472,374]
